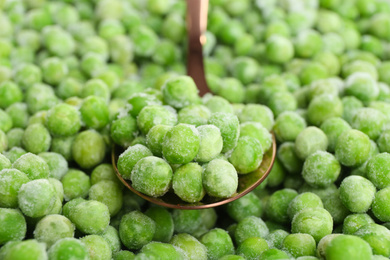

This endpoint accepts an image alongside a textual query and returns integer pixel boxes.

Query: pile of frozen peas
[1,0,390,259]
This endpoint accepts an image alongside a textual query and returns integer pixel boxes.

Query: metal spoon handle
[186,0,210,96]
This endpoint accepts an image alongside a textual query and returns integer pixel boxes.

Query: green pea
[61,169,90,201]
[170,233,207,260]
[307,94,343,126]
[6,103,29,129]
[110,115,137,148]
[145,206,174,243]
[228,136,263,174]
[266,229,289,249]
[203,95,233,114]
[48,238,89,260]
[80,96,109,130]
[226,192,262,222]
[72,130,106,169]
[119,211,156,250]
[351,108,386,140]
[320,117,351,153]
[0,208,26,246]
[277,142,303,174]
[0,81,23,109]
[371,187,390,222]
[343,214,374,234]
[2,239,47,260]
[235,216,269,245]
[0,130,7,153]
[172,163,205,203]
[266,35,294,64]
[200,228,234,260]
[335,129,371,167]
[80,235,112,260]
[366,153,390,189]
[38,152,68,180]
[295,127,328,160]
[273,111,306,143]
[34,214,74,248]
[13,64,42,91]
[283,233,316,258]
[203,159,238,198]
[137,105,177,135]
[325,235,372,260]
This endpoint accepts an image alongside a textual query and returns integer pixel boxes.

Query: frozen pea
[80,53,106,77]
[320,117,351,153]
[25,84,58,114]
[216,78,245,104]
[28,111,48,126]
[322,190,351,225]
[80,235,112,260]
[41,57,68,85]
[117,144,153,180]
[46,103,81,137]
[351,108,386,140]
[127,93,162,118]
[56,78,83,100]
[172,209,202,235]
[13,153,49,180]
[354,223,390,257]
[292,208,333,243]
[80,96,109,130]
[48,178,64,202]
[0,208,26,245]
[239,104,274,131]
[342,60,378,80]
[162,76,199,109]
[235,216,269,245]
[6,128,23,148]
[267,92,297,118]
[18,179,57,218]
[0,153,11,171]
[0,81,23,109]
[335,129,371,167]
[377,130,390,153]
[343,214,374,235]
[0,169,30,208]
[81,79,110,102]
[344,72,379,104]
[162,124,200,164]
[316,234,341,259]
[266,35,294,64]
[137,105,177,135]
[307,94,343,126]
[265,229,289,249]
[91,164,120,186]
[131,25,158,57]
[228,136,263,174]
[273,111,306,143]
[282,233,316,258]
[99,225,121,254]
[2,240,47,260]
[177,104,211,127]
[89,180,122,216]
[33,214,74,248]
[144,125,171,157]
[372,187,390,222]
[299,62,328,86]
[259,248,289,260]
[172,163,205,203]
[38,152,68,180]
[366,153,390,189]
[195,125,223,163]
[145,206,173,243]
[139,242,183,259]
[22,123,51,154]
[5,103,29,133]
[69,199,110,235]
[203,159,238,198]
[0,109,13,133]
[119,211,155,250]
[266,188,298,224]
[294,29,322,58]
[299,183,338,201]
[231,57,258,84]
[110,115,137,147]
[307,78,340,101]
[203,95,233,114]
[62,169,90,201]
[170,233,207,260]
[302,151,341,188]
[339,176,376,213]
[277,142,303,174]
[131,156,172,197]
[325,235,372,260]
[48,238,89,260]
[13,64,42,91]
[287,192,323,220]
[208,113,240,153]
[72,130,106,169]
[6,103,29,129]
[113,250,135,260]
[51,136,75,161]
[200,228,234,260]
[226,192,262,222]
[295,127,328,160]
[3,147,27,163]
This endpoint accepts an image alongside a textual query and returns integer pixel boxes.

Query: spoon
[112,0,276,209]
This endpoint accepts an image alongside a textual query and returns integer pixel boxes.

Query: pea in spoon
[112,0,276,209]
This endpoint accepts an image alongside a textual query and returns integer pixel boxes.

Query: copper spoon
[112,0,276,209]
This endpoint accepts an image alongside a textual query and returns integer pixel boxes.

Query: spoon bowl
[112,135,276,209]
[111,0,277,209]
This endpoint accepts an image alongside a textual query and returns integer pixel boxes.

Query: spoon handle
[186,0,210,96]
